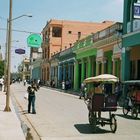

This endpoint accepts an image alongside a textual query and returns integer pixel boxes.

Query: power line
[0,27,41,34]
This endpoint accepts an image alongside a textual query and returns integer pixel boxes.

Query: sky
[0,0,124,72]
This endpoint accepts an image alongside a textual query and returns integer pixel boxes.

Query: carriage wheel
[122,99,129,116]
[88,112,96,126]
[122,106,129,116]
[110,115,117,133]
[131,106,139,119]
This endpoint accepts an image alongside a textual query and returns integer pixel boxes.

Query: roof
[84,74,119,84]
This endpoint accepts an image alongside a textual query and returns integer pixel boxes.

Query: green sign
[27,34,42,48]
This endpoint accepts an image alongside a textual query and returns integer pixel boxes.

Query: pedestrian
[24,79,26,86]
[114,82,122,102]
[0,77,4,91]
[27,83,38,114]
[79,82,86,99]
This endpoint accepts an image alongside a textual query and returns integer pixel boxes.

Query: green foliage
[0,60,4,77]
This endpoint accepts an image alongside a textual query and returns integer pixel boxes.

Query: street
[11,83,140,140]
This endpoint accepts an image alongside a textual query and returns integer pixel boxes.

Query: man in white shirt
[0,78,4,91]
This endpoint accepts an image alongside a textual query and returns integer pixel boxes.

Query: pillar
[81,59,85,82]
[101,60,105,74]
[63,64,66,81]
[122,49,130,81]
[96,61,99,76]
[74,61,79,90]
[68,63,71,80]
[88,57,92,77]
[112,59,116,75]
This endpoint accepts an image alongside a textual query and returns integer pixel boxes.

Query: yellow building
[22,58,30,80]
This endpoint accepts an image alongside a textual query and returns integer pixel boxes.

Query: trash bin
[0,84,2,91]
[62,81,65,90]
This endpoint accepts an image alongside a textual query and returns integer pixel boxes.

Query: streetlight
[4,0,32,111]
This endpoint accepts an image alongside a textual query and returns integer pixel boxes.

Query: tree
[0,60,4,77]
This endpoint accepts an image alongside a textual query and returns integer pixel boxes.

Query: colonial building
[122,0,140,80]
[41,19,114,85]
[73,22,122,90]
[21,58,30,80]
[50,52,60,87]
[73,35,96,90]
[30,48,42,81]
[58,47,75,89]
[94,22,122,79]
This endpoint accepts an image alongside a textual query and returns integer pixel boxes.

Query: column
[50,66,53,80]
[74,61,79,90]
[112,58,116,75]
[122,49,130,81]
[68,63,71,80]
[101,60,105,74]
[58,65,62,87]
[88,57,92,77]
[63,64,66,81]
[81,59,85,83]
[108,59,112,74]
[71,63,74,88]
[96,61,99,76]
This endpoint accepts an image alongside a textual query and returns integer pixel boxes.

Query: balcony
[93,23,122,48]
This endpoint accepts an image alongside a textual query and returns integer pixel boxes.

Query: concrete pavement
[0,91,25,140]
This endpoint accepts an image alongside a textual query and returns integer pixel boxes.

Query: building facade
[73,35,96,90]
[58,47,75,89]
[21,58,30,80]
[30,47,42,82]
[73,22,122,90]
[41,19,114,85]
[122,0,140,81]
[50,52,60,87]
[94,22,122,79]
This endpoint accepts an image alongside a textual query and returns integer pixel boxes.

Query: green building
[122,0,140,81]
[73,35,97,90]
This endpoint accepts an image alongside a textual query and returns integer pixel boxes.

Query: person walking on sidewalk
[27,83,38,114]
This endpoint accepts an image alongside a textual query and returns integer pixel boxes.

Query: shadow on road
[116,113,140,120]
[74,123,111,134]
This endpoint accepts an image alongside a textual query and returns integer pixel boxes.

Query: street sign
[27,34,42,48]
[134,3,140,19]
[15,48,25,54]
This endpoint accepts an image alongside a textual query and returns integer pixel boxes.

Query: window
[52,27,62,37]
[78,32,81,40]
[68,31,72,34]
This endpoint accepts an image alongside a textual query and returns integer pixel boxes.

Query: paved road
[11,83,140,140]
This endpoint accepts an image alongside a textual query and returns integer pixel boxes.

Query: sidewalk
[0,91,25,140]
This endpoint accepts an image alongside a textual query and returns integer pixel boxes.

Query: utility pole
[4,0,12,111]
[3,0,32,111]
[3,19,9,93]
